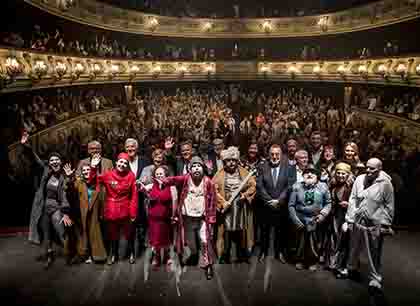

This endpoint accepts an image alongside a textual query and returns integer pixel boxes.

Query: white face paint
[81,165,91,180]
[191,163,204,178]
[49,156,62,173]
[303,172,318,186]
[116,159,129,172]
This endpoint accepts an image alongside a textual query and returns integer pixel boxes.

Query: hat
[335,162,352,174]
[190,156,205,166]
[303,164,317,175]
[221,146,240,161]
[117,152,130,162]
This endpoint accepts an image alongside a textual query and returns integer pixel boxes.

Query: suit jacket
[257,159,296,212]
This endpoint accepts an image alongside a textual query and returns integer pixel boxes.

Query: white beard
[304,177,318,187]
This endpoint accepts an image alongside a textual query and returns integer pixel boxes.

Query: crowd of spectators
[6,83,420,225]
[352,86,420,122]
[98,0,379,18]
[7,87,120,139]
[1,20,410,61]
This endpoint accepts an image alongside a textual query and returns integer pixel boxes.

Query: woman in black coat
[20,131,73,269]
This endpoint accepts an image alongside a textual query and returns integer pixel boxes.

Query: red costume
[89,168,138,221]
[148,183,174,249]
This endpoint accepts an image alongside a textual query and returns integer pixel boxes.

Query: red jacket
[89,167,138,221]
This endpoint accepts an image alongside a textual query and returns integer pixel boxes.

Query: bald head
[366,158,382,181]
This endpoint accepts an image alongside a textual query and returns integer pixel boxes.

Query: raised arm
[19,131,45,169]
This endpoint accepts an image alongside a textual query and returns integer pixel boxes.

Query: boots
[152,249,161,270]
[44,249,54,270]
[205,265,214,280]
[107,241,117,265]
[128,240,136,264]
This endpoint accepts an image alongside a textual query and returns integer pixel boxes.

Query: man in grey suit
[76,140,113,176]
[257,144,296,263]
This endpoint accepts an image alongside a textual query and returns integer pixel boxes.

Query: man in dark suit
[164,139,194,176]
[207,138,224,177]
[125,138,150,260]
[257,144,296,263]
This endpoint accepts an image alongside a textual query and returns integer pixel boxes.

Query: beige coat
[212,167,256,257]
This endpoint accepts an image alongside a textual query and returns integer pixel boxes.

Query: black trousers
[259,210,289,257]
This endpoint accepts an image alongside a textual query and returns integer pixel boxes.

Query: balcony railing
[1,47,420,93]
[25,0,420,38]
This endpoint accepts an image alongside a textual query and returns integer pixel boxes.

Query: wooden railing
[7,108,122,163]
[24,0,420,38]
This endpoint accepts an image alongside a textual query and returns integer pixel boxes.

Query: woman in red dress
[142,165,176,269]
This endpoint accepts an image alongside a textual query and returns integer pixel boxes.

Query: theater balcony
[1,47,420,92]
[23,0,420,38]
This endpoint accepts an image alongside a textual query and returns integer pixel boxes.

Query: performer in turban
[89,152,138,265]
[213,146,256,264]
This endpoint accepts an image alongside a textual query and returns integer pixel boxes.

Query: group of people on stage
[19,128,394,297]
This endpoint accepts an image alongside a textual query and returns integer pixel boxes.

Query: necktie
[272,167,278,186]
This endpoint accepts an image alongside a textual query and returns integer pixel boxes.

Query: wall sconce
[377,63,390,80]
[152,64,161,77]
[337,64,347,77]
[262,20,273,33]
[109,64,119,77]
[205,63,215,74]
[313,65,322,76]
[358,64,368,78]
[54,61,67,80]
[129,64,140,78]
[5,57,22,79]
[32,60,48,80]
[148,17,159,31]
[203,21,213,32]
[317,16,329,32]
[396,63,408,80]
[260,63,271,73]
[90,63,102,79]
[287,64,299,77]
[416,63,420,75]
[177,63,188,76]
[73,62,85,79]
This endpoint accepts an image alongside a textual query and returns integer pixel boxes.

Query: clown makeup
[48,156,62,173]
[335,169,349,184]
[191,163,204,178]
[303,172,318,186]
[81,165,91,181]
[116,158,129,172]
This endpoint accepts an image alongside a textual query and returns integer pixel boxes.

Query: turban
[335,162,352,174]
[221,146,240,161]
[117,152,130,162]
